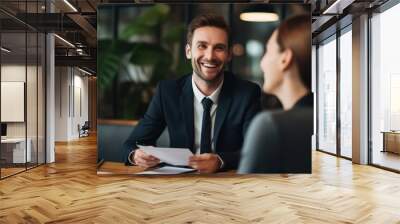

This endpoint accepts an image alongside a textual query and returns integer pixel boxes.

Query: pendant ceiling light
[240,5,279,22]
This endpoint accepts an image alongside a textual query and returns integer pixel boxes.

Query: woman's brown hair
[276,14,311,89]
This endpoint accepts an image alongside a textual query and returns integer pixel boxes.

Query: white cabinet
[1,138,32,163]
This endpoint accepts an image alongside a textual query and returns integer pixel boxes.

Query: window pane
[317,37,337,154]
[339,29,352,158]
[371,3,400,171]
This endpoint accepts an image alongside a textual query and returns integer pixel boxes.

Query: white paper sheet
[136,166,195,175]
[138,145,193,166]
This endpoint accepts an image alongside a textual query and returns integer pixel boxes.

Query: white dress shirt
[191,75,224,154]
[128,75,225,167]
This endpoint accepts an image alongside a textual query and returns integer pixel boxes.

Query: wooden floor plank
[1,134,400,223]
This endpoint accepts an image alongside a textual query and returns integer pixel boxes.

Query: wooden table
[97,161,146,175]
[1,138,32,164]
[97,161,236,176]
[381,131,400,154]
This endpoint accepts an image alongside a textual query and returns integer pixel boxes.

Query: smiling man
[123,14,261,173]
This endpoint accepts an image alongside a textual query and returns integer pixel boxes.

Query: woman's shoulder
[252,111,274,124]
[248,111,280,135]
[252,110,284,124]
[256,108,313,122]
[250,108,312,132]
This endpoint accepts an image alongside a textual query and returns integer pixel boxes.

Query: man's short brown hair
[186,14,230,46]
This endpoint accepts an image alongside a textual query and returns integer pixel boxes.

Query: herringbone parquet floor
[1,134,400,223]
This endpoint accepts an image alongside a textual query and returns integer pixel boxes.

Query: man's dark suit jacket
[123,72,261,169]
[238,93,313,173]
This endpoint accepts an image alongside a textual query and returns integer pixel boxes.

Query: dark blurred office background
[97,3,310,121]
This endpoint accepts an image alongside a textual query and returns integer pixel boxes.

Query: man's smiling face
[186,26,231,84]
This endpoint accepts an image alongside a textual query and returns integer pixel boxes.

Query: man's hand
[188,153,221,174]
[133,149,160,168]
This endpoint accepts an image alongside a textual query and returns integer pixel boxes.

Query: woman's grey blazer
[238,94,313,173]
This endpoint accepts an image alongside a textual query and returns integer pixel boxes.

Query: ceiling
[0,0,391,75]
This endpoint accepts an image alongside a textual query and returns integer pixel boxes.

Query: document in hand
[136,166,195,175]
[138,145,193,166]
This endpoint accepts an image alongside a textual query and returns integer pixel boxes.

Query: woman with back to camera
[238,14,313,173]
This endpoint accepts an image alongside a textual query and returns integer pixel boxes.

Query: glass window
[317,36,337,154]
[0,1,46,179]
[371,3,400,171]
[339,28,352,158]
[1,31,28,177]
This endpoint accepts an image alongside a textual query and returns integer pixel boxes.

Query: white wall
[72,73,89,138]
[1,65,26,128]
[1,65,39,138]
[54,67,89,141]
[1,63,46,164]
[55,67,69,141]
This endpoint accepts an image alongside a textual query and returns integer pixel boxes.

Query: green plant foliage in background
[98,4,192,119]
